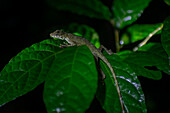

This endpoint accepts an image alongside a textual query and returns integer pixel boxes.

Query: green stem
[115,29,120,52]
[110,19,120,52]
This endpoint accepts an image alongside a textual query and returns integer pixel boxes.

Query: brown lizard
[50,30,125,113]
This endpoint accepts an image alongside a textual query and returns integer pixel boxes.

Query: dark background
[0,0,170,112]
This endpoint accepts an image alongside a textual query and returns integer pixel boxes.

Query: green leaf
[119,42,170,78]
[164,0,170,6]
[120,51,165,79]
[137,43,160,51]
[138,43,170,75]
[120,23,163,45]
[67,23,100,48]
[43,46,98,113]
[98,53,147,113]
[124,62,162,80]
[46,0,112,20]
[0,39,63,106]
[161,16,170,65]
[117,50,132,57]
[119,43,170,79]
[113,0,152,29]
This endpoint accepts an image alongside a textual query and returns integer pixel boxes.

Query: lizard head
[50,30,66,40]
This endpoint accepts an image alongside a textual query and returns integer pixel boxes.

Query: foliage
[0,0,170,113]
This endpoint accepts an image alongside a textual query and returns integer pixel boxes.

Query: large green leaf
[113,0,152,29]
[97,53,147,113]
[122,51,163,79]
[118,43,170,79]
[0,39,63,106]
[138,43,170,75]
[161,16,170,65]
[120,50,169,79]
[122,62,162,80]
[43,46,98,113]
[46,0,112,20]
[0,38,98,112]
[120,23,163,45]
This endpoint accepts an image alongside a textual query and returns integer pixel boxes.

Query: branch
[115,29,120,52]
[110,19,120,52]
[133,24,164,51]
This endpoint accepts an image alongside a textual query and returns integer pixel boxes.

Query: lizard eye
[55,30,60,33]
[55,34,62,39]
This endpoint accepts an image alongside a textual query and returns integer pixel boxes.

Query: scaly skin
[50,30,125,113]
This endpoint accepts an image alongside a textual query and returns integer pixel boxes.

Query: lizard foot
[99,45,113,55]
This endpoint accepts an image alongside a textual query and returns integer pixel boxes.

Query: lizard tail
[105,59,125,113]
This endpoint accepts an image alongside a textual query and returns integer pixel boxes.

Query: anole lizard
[50,30,125,113]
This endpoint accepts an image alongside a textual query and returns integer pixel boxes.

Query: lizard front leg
[94,56,106,85]
[59,38,77,48]
[99,45,113,55]
[59,42,75,48]
[97,45,114,80]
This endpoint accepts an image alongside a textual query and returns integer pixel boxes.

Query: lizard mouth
[50,32,56,38]
[50,32,64,40]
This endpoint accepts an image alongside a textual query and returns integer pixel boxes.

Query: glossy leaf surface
[121,23,163,45]
[43,46,98,113]
[120,43,170,79]
[113,0,151,29]
[98,53,147,113]
[138,43,170,75]
[0,39,63,106]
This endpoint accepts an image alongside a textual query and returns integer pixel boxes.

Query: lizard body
[50,30,125,113]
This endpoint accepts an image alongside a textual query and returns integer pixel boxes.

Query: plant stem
[133,24,164,51]
[115,29,120,52]
[110,19,120,52]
